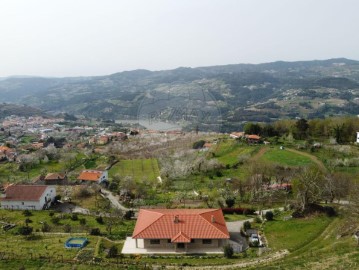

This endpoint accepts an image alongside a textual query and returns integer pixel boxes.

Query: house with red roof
[245,134,261,144]
[0,185,56,210]
[123,209,229,254]
[44,173,67,185]
[77,170,108,184]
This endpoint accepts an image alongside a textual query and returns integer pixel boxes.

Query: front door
[177,243,185,249]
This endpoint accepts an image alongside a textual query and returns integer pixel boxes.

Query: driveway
[101,189,129,211]
[226,220,253,252]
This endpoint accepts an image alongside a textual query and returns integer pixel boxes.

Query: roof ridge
[199,209,229,238]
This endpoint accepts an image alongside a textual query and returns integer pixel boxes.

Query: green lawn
[213,140,258,166]
[109,158,160,181]
[260,148,313,167]
[257,215,359,269]
[264,214,333,251]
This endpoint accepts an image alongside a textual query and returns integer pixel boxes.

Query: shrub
[49,211,55,217]
[18,226,33,235]
[107,245,118,258]
[79,218,86,225]
[243,221,251,231]
[63,224,71,233]
[223,244,234,258]
[192,140,206,149]
[54,195,61,202]
[22,210,32,217]
[90,228,101,236]
[123,210,134,220]
[41,222,51,232]
[51,216,60,225]
[25,218,33,224]
[71,213,78,221]
[254,216,262,223]
[96,216,104,224]
[265,211,274,221]
[222,208,255,215]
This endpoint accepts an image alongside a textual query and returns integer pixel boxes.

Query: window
[22,202,24,205]
[202,239,212,245]
[167,239,171,243]
[191,239,195,243]
[150,239,160,245]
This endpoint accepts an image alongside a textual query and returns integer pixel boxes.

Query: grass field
[213,140,259,166]
[256,215,359,269]
[264,213,333,251]
[0,209,135,237]
[260,148,313,167]
[109,158,160,181]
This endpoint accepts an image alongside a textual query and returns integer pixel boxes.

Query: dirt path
[250,146,269,161]
[286,148,327,172]
[177,250,289,270]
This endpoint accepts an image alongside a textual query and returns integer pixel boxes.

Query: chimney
[211,215,215,223]
[174,215,179,223]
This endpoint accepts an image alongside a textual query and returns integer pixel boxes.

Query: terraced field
[109,158,160,181]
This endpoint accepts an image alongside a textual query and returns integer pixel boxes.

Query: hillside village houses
[77,170,108,184]
[0,184,56,210]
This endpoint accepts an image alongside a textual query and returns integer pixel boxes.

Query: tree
[192,140,206,149]
[293,167,324,211]
[225,197,235,208]
[244,122,262,135]
[243,221,251,231]
[294,118,309,140]
[265,211,274,221]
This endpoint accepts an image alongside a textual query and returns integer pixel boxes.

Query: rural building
[123,209,229,254]
[77,170,108,184]
[357,132,359,143]
[44,173,67,185]
[246,134,261,144]
[0,185,56,210]
[229,132,245,139]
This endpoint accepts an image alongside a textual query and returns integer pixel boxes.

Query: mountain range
[1,58,359,131]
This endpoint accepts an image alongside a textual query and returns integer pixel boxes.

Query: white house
[0,185,56,210]
[357,132,359,143]
[77,170,108,184]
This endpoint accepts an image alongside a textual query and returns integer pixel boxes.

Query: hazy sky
[1,0,358,77]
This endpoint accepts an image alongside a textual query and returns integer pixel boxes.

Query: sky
[0,0,358,77]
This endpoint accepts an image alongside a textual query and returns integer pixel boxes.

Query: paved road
[101,189,129,211]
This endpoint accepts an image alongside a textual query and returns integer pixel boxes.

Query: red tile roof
[1,185,48,201]
[0,146,12,153]
[132,209,229,242]
[246,134,261,140]
[77,170,103,181]
[45,173,66,181]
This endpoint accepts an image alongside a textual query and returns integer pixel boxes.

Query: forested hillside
[1,58,359,131]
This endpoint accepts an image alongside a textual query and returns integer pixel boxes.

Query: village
[0,115,358,269]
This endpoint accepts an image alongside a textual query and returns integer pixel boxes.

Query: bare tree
[293,166,324,211]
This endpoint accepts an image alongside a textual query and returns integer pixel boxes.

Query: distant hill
[0,103,46,119]
[0,58,359,131]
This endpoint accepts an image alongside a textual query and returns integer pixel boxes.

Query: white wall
[1,186,56,210]
[99,171,108,184]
